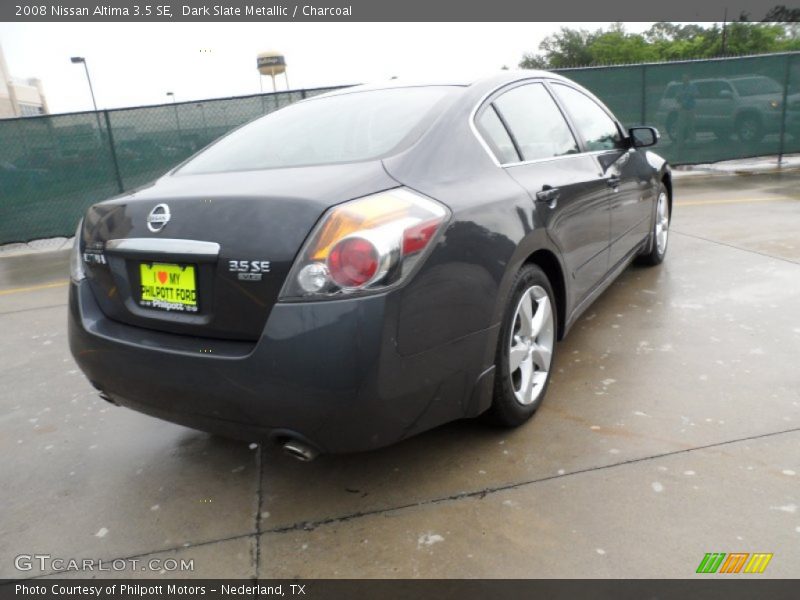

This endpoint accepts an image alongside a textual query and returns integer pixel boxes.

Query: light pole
[70,56,98,112]
[70,56,103,146]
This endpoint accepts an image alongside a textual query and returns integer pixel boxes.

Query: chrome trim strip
[502,149,611,169]
[105,238,221,256]
[468,80,526,168]
[468,75,618,170]
[469,76,563,168]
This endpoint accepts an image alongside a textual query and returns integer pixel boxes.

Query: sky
[0,22,661,114]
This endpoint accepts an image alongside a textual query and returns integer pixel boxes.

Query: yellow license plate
[139,263,198,313]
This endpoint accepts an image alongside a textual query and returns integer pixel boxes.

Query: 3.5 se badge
[228,260,271,281]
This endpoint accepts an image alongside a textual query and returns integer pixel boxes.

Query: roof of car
[313,70,569,98]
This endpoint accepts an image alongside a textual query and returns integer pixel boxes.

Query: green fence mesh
[0,87,341,244]
[556,53,800,166]
[1,53,798,245]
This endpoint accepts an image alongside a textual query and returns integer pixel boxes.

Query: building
[0,43,49,118]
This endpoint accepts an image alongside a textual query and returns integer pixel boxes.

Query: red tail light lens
[402,218,442,256]
[328,237,379,288]
[279,188,450,300]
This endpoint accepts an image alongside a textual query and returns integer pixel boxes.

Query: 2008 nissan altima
[68,71,672,460]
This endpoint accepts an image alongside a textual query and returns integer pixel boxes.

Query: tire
[637,184,670,266]
[487,264,557,427]
[736,114,764,143]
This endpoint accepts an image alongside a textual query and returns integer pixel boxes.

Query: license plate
[139,263,198,313]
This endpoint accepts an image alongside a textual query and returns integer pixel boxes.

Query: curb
[0,237,74,259]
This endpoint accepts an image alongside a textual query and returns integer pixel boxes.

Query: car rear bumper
[68,280,496,453]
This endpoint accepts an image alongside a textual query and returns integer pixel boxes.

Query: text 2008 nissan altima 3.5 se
[68,71,671,460]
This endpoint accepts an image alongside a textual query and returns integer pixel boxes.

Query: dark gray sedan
[68,71,671,459]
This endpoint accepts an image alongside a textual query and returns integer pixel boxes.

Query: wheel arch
[734,109,764,137]
[735,108,763,123]
[661,170,673,219]
[523,249,567,341]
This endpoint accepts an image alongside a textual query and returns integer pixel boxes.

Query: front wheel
[638,184,670,266]
[487,264,557,427]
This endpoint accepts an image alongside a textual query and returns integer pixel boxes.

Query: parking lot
[1,170,799,579]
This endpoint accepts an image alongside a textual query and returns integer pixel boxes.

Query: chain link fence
[0,87,344,245]
[1,52,799,245]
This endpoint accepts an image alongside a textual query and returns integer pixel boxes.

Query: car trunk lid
[82,162,398,341]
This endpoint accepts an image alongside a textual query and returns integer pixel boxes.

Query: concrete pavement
[1,171,798,579]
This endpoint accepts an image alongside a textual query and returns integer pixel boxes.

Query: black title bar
[2,579,800,600]
[2,0,788,22]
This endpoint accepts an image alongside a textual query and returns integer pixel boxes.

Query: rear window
[731,77,782,97]
[177,87,456,174]
[476,105,520,164]
[493,83,579,161]
[662,84,678,99]
[696,81,732,99]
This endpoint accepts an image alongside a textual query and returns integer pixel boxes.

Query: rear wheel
[638,184,670,266]
[488,265,557,427]
[736,114,764,143]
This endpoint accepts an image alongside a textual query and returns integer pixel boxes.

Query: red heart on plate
[157,271,168,284]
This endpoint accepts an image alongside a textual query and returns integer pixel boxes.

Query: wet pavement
[1,171,798,579]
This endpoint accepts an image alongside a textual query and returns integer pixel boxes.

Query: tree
[519,21,800,69]
[590,28,659,64]
[763,5,800,24]
[520,27,595,69]
[763,5,800,40]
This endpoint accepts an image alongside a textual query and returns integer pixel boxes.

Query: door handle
[535,186,560,203]
[606,175,621,189]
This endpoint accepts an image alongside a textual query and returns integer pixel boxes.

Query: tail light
[70,219,86,283]
[279,188,449,300]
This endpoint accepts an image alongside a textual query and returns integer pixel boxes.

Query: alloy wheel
[655,190,669,255]
[508,285,555,406]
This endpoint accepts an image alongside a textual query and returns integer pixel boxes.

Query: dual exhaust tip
[99,388,318,462]
[281,439,318,462]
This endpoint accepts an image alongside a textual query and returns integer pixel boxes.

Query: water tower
[257,51,289,92]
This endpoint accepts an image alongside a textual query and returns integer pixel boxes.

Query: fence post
[103,109,125,193]
[777,54,791,166]
[14,118,30,155]
[640,64,647,125]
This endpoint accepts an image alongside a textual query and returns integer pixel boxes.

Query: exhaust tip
[282,440,318,462]
[98,392,118,406]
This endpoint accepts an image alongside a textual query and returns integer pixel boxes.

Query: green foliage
[519,21,800,69]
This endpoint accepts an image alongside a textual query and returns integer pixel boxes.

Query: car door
[476,81,611,308]
[549,82,650,269]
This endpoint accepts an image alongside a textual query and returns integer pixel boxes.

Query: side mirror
[719,89,733,98]
[629,126,659,148]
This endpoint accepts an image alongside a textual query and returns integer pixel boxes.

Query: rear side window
[492,83,579,161]
[476,106,520,164]
[731,76,782,96]
[551,83,622,152]
[178,87,456,174]
[696,80,732,99]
